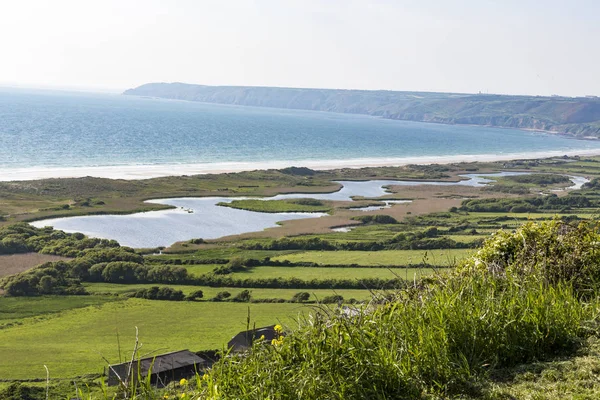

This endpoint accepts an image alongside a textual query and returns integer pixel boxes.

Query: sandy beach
[3,148,600,182]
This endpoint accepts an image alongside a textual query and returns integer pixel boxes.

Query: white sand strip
[2,149,600,182]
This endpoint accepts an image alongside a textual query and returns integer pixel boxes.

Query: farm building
[107,349,207,387]
[227,325,279,352]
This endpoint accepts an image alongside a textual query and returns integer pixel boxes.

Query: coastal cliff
[124,83,600,137]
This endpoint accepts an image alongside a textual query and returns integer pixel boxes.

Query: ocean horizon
[2,87,600,181]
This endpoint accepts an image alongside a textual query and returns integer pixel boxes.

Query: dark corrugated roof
[110,350,206,376]
[227,325,278,351]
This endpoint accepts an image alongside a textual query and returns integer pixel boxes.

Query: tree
[101,262,146,283]
[37,276,55,294]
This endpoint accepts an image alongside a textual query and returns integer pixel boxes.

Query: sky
[0,0,598,96]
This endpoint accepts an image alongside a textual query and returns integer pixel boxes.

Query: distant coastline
[3,149,600,182]
[124,82,600,138]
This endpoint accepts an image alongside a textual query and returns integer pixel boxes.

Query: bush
[130,286,185,301]
[291,291,310,303]
[186,290,204,301]
[232,289,252,302]
[352,215,398,224]
[213,291,231,301]
[101,262,146,283]
[459,219,600,296]
[321,295,344,304]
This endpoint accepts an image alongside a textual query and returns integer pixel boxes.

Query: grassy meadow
[0,296,118,327]
[272,249,470,266]
[0,299,307,380]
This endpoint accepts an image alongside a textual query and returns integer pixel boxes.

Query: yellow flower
[271,337,284,346]
[274,324,283,333]
[202,373,209,381]
[179,378,188,386]
[180,393,187,399]
[258,334,265,341]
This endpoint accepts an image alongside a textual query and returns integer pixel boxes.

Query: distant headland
[124,83,600,138]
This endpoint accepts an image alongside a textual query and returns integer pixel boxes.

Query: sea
[2,87,600,181]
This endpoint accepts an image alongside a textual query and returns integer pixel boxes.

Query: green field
[228,266,438,280]
[0,296,119,327]
[178,264,439,280]
[272,249,470,266]
[445,234,489,243]
[0,299,308,380]
[179,264,222,276]
[83,283,377,301]
[148,248,299,262]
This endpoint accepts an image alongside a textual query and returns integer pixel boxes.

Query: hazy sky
[0,0,598,96]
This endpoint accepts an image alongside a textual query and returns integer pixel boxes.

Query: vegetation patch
[460,193,596,213]
[351,214,398,224]
[217,198,332,213]
[503,173,572,185]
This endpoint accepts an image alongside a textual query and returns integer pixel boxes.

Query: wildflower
[202,373,209,381]
[180,378,188,386]
[271,337,284,346]
[258,334,265,341]
[274,324,283,333]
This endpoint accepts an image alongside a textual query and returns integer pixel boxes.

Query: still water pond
[32,173,585,248]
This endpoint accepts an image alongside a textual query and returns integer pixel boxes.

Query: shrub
[291,291,310,303]
[130,286,185,301]
[186,290,204,301]
[352,215,398,224]
[459,219,600,296]
[321,294,344,304]
[101,262,146,283]
[213,291,231,301]
[232,289,252,302]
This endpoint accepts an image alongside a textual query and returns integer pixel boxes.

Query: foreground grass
[0,299,305,380]
[482,336,600,399]
[192,275,597,399]
[273,249,470,266]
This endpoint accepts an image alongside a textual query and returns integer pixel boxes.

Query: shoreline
[2,149,600,182]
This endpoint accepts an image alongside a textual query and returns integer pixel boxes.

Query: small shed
[227,325,279,352]
[107,349,207,387]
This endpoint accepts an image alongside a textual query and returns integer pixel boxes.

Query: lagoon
[31,173,586,248]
